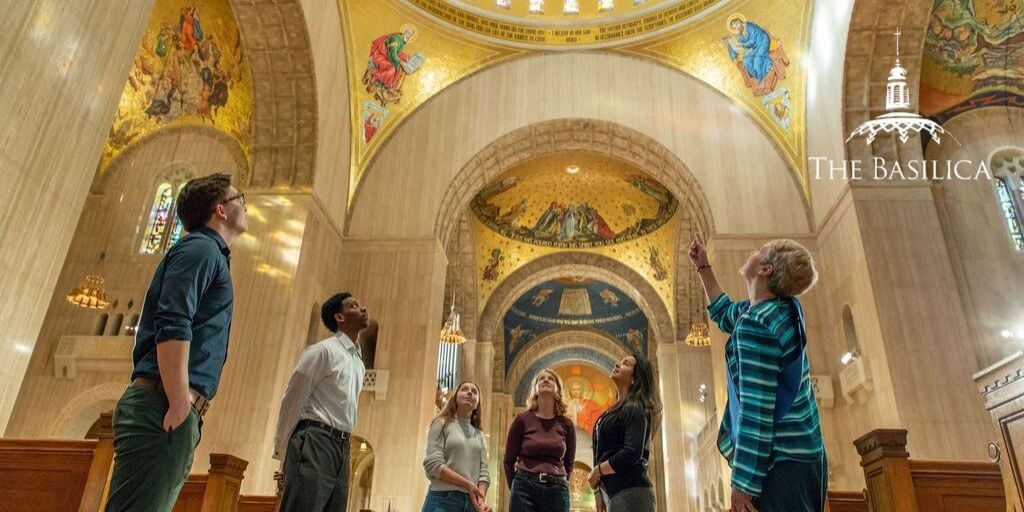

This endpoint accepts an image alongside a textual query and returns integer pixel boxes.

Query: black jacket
[593,402,653,497]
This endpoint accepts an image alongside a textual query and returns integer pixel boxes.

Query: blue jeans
[509,472,570,512]
[422,490,474,512]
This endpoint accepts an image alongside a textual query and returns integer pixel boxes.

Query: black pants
[754,455,828,512]
[509,471,570,512]
[280,423,351,512]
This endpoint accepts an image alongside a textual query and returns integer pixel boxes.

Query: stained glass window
[529,0,544,14]
[598,0,614,11]
[563,0,579,14]
[166,184,187,249]
[140,183,175,254]
[996,176,1024,252]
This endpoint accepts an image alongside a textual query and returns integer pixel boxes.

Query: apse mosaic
[101,0,252,173]
[921,0,1024,122]
[471,153,679,314]
[471,156,678,249]
[502,277,649,371]
[341,0,814,207]
[554,364,615,437]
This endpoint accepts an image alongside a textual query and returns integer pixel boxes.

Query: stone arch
[227,0,318,188]
[505,327,627,394]
[349,52,811,240]
[93,125,248,194]
[436,119,716,344]
[434,119,713,249]
[478,252,674,388]
[479,252,674,347]
[49,383,126,438]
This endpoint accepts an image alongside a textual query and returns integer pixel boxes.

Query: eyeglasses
[221,193,246,206]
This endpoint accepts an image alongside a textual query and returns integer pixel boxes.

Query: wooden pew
[0,411,250,512]
[827,490,869,512]
[237,495,278,512]
[0,412,114,512]
[854,429,1005,512]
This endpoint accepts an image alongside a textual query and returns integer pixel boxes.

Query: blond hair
[526,369,569,417]
[763,239,818,297]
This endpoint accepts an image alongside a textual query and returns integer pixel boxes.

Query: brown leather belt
[131,377,211,418]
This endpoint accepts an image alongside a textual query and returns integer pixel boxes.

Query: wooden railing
[854,429,1005,512]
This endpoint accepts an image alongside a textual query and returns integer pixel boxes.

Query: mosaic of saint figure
[647,245,668,281]
[508,324,532,353]
[482,248,505,281]
[723,13,790,97]
[363,24,426,106]
[565,379,603,435]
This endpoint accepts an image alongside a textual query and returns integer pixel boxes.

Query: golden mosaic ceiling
[101,0,253,175]
[472,152,679,317]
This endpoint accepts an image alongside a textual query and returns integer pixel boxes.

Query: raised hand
[689,233,710,268]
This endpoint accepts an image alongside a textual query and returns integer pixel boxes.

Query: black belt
[296,418,351,441]
[131,377,211,418]
[515,470,568,485]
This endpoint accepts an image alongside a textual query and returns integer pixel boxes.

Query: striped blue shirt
[708,293,824,496]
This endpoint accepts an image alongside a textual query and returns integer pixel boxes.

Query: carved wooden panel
[910,460,1005,512]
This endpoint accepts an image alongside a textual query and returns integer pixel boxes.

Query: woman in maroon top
[503,369,576,512]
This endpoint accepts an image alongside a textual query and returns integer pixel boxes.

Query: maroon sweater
[502,410,577,488]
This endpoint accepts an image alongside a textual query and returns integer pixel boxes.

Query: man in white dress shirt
[274,292,368,512]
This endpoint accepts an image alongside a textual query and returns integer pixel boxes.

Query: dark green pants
[754,455,828,512]
[105,385,201,512]
[280,423,351,512]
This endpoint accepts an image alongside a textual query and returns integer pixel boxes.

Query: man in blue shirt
[105,173,247,512]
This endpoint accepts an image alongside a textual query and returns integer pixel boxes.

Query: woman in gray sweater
[422,381,492,512]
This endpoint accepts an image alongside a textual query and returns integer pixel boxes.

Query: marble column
[340,238,448,512]
[846,182,994,460]
[489,392,514,512]
[0,0,154,433]
[657,343,688,512]
[460,339,478,383]
[476,341,495,432]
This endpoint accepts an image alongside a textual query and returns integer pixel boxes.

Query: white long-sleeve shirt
[273,332,364,460]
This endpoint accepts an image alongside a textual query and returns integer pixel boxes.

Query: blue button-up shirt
[131,226,233,399]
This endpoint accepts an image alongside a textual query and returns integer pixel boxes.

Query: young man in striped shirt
[690,234,828,512]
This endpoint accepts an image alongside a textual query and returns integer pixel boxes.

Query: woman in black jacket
[587,352,662,512]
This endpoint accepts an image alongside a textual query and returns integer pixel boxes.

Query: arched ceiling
[339,0,815,210]
[502,276,650,371]
[472,152,680,316]
[920,0,1024,123]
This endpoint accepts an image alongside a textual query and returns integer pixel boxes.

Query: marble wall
[0,0,155,433]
